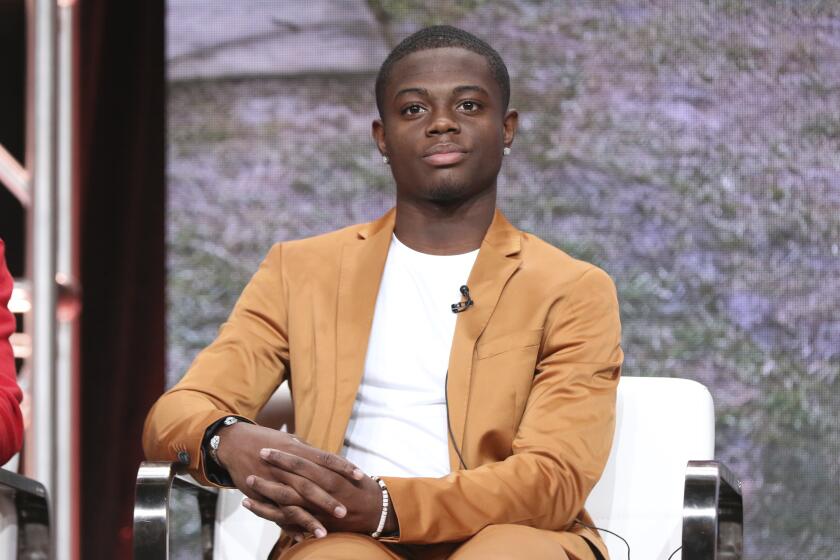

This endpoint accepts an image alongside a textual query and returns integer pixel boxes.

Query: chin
[425,176,472,203]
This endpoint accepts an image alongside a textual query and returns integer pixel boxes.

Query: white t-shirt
[341,234,479,477]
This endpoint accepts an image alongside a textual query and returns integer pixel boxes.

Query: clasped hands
[215,422,396,542]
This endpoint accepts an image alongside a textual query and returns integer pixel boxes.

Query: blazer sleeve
[382,266,623,544]
[0,239,24,465]
[142,243,290,484]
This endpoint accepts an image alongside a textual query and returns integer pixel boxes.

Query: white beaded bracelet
[370,476,390,539]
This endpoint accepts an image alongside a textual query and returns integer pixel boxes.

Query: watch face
[210,434,221,450]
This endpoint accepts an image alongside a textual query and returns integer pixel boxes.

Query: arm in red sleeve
[0,239,24,465]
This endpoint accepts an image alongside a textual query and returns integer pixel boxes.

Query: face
[372,47,517,205]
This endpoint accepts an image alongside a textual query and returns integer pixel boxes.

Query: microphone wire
[574,519,630,560]
[444,369,468,470]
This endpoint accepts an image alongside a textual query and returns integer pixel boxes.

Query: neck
[393,186,496,255]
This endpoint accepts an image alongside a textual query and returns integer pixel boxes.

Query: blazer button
[177,451,190,465]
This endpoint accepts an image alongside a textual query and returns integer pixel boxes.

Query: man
[0,239,23,465]
[144,26,622,560]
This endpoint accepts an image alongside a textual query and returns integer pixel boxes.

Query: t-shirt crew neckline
[391,233,480,259]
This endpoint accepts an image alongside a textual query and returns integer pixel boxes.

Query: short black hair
[375,25,511,117]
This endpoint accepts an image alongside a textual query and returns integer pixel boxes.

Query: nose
[426,107,460,137]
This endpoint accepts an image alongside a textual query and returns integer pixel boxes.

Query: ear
[372,119,387,156]
[502,109,518,148]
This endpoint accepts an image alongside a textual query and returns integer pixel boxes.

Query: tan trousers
[279,524,591,560]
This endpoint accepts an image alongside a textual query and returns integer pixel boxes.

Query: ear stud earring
[503,147,511,156]
[382,155,390,164]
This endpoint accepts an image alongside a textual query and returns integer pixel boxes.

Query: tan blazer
[143,209,623,559]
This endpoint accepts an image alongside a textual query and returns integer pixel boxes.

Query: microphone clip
[451,285,474,314]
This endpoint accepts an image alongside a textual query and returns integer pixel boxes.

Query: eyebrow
[393,84,491,101]
[394,87,429,99]
[453,85,490,96]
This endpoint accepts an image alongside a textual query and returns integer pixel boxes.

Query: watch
[208,416,240,466]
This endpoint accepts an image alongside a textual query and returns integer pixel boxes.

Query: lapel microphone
[451,285,474,313]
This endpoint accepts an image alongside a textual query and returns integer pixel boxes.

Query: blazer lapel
[325,209,395,453]
[447,210,522,470]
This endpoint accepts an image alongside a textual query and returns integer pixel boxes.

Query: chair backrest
[585,377,715,560]
[213,377,715,560]
[214,493,280,559]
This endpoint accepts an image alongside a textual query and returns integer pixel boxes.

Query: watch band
[208,416,240,466]
[201,415,254,487]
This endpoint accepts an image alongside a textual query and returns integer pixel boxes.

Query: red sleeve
[0,239,23,465]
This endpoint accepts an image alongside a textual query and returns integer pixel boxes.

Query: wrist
[214,421,248,470]
[384,503,398,535]
[370,476,398,538]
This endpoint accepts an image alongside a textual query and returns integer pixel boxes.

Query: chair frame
[134,462,218,560]
[683,461,743,560]
[133,459,742,560]
[0,467,52,559]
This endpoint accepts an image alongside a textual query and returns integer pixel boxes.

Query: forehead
[385,47,500,99]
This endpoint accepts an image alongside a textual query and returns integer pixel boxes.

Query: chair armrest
[133,461,219,560]
[682,460,743,560]
[0,467,51,558]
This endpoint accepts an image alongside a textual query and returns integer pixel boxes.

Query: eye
[401,104,427,116]
[458,100,481,113]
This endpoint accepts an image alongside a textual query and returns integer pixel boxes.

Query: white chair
[134,377,743,560]
[586,377,741,560]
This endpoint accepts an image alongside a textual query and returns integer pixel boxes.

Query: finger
[310,448,365,481]
[246,475,304,507]
[240,496,286,525]
[282,505,328,539]
[282,439,364,481]
[286,433,308,445]
[249,472,347,519]
[241,499,327,539]
[259,449,344,499]
[279,525,306,543]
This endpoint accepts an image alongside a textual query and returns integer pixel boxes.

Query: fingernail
[314,528,327,539]
[352,468,364,480]
[241,498,251,509]
[334,505,347,518]
[294,534,303,542]
[260,448,271,459]
[246,475,255,487]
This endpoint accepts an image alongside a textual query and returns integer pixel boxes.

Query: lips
[422,143,467,167]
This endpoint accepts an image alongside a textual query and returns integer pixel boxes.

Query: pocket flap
[476,328,544,360]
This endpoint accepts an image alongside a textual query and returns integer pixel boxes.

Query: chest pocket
[476,328,543,360]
